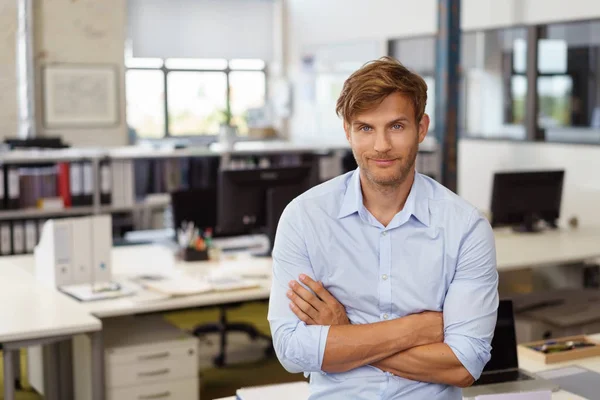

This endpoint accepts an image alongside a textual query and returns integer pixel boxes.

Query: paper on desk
[60,282,136,302]
[236,381,309,400]
[475,390,552,400]
[142,278,212,296]
[536,366,587,379]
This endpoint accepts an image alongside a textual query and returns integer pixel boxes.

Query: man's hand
[287,274,350,326]
[410,311,444,347]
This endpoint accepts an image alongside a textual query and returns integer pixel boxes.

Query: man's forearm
[372,343,474,388]
[322,314,439,373]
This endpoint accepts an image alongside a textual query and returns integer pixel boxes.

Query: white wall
[34,0,128,147]
[0,0,128,147]
[463,0,600,30]
[459,140,600,227]
[0,1,18,140]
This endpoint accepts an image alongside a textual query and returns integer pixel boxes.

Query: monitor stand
[513,215,557,233]
[513,216,540,233]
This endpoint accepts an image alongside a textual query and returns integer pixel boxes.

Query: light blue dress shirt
[268,168,499,400]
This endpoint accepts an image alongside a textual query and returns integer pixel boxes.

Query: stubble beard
[353,144,418,193]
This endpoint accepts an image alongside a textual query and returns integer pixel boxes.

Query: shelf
[0,149,105,164]
[0,206,95,221]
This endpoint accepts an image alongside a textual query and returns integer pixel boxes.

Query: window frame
[462,18,600,145]
[126,59,268,142]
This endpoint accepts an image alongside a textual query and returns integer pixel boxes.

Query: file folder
[11,220,25,255]
[25,220,37,253]
[6,166,20,209]
[69,162,83,206]
[82,161,94,206]
[99,159,112,205]
[0,223,12,255]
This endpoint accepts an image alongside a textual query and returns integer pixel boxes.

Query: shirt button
[381,231,387,236]
[383,313,389,320]
[382,274,388,280]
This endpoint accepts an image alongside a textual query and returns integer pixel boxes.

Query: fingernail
[288,281,295,288]
[289,303,295,309]
[287,290,292,297]
[299,274,306,281]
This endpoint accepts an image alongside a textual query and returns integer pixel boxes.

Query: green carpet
[1,303,305,400]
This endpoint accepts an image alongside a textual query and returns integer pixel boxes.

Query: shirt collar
[337,169,363,219]
[337,168,430,227]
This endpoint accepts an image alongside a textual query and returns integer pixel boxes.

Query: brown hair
[336,56,428,124]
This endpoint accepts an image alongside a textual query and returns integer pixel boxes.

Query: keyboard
[473,370,533,386]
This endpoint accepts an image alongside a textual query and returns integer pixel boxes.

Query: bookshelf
[0,139,439,255]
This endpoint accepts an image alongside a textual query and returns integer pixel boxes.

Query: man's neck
[360,169,416,227]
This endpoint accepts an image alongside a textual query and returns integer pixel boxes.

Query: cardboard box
[518,335,600,364]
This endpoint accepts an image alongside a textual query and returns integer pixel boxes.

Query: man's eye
[359,126,372,132]
[392,124,403,130]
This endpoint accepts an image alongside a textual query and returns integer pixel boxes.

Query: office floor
[0,302,305,400]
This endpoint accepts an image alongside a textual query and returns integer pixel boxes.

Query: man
[268,57,498,399]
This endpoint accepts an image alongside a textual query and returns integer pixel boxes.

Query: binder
[11,220,25,255]
[25,220,37,253]
[6,166,20,209]
[57,162,71,207]
[82,161,94,206]
[0,223,12,255]
[0,165,5,210]
[71,217,92,284]
[99,159,112,205]
[110,161,123,207]
[91,215,112,284]
[69,162,83,206]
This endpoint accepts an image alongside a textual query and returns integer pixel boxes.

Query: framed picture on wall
[42,64,119,128]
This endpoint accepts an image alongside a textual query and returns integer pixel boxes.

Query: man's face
[344,92,429,188]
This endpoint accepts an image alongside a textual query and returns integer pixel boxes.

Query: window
[539,20,600,143]
[461,28,528,140]
[126,59,267,139]
[389,36,436,131]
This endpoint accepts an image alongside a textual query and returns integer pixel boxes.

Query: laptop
[462,299,559,397]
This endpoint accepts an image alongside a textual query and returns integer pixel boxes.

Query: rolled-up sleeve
[444,209,499,380]
[267,199,330,374]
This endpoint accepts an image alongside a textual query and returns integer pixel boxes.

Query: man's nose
[373,131,392,153]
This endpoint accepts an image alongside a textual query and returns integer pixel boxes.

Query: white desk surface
[3,226,600,321]
[2,245,272,319]
[0,277,101,343]
[216,334,600,400]
[494,227,600,271]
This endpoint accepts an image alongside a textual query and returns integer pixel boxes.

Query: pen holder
[178,247,210,262]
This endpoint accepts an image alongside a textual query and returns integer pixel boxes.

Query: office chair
[170,189,274,367]
[192,303,274,367]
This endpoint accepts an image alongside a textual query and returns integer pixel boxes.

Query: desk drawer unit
[109,378,198,400]
[107,346,197,388]
[74,316,200,400]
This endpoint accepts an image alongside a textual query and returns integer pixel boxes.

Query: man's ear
[418,114,430,144]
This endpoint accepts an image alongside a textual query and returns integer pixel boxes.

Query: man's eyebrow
[387,117,410,125]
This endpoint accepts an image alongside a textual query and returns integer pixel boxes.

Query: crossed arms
[267,203,499,388]
[286,275,473,387]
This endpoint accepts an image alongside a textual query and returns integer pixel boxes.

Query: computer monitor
[217,165,314,247]
[170,188,218,232]
[491,170,564,233]
[482,299,519,374]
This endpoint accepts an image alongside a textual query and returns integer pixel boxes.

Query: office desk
[216,334,600,400]
[0,272,102,400]
[5,245,272,319]
[494,227,600,271]
[3,245,272,400]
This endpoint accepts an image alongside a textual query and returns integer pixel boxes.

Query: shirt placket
[379,229,392,321]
